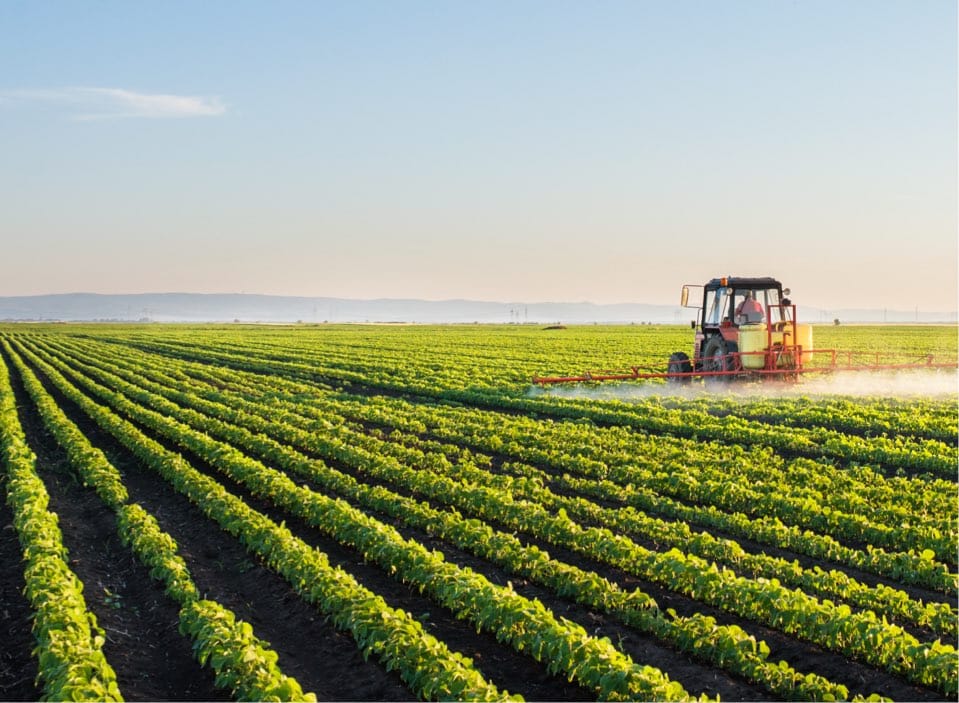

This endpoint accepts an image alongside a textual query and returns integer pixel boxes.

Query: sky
[0,0,956,310]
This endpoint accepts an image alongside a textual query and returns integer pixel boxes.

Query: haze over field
[536,369,959,401]
[1,1,955,311]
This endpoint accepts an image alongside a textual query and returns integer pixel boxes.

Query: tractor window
[705,288,730,325]
[733,288,784,325]
[764,288,784,323]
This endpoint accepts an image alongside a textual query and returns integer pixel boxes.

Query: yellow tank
[738,324,768,369]
[777,323,814,367]
[796,323,814,363]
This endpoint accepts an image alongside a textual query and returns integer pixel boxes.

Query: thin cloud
[0,86,226,119]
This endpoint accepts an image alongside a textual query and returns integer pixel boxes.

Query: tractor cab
[699,277,789,330]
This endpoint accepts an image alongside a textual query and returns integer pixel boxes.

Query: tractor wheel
[702,337,739,384]
[667,352,692,384]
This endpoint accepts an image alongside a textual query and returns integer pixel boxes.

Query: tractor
[668,276,809,382]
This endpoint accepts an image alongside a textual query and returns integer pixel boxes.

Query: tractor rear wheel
[667,352,692,384]
[702,337,739,383]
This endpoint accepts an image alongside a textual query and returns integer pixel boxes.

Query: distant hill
[0,293,955,324]
[0,293,683,323]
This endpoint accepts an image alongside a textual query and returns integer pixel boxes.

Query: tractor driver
[735,291,764,324]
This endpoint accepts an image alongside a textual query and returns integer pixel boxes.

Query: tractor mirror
[783,288,791,297]
[681,286,689,306]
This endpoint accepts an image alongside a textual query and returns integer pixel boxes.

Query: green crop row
[531,466,957,636]
[46,330,956,607]
[29,336,956,696]
[86,322,954,404]
[101,330,956,478]
[114,330,951,535]
[46,338,876,701]
[43,333,957,583]
[8,339,514,703]
[209,355,958,591]
[279,432,954,693]
[369,424,958,597]
[349,394,955,561]
[2,341,315,702]
[22,339,700,703]
[664,395,957,445]
[0,352,123,702]
[255,392,955,642]
[10,327,956,699]
[350,420,956,643]
[120,340,954,642]
[47,332,956,568]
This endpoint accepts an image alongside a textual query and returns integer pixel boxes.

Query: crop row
[99,324,956,406]
[667,395,957,445]
[53,332,954,536]
[81,334,955,531]
[48,333,957,592]
[339,395,955,560]
[229,378,959,591]
[159,330,958,477]
[0,352,124,702]
[2,341,316,701]
[20,338,957,696]
[443,390,957,478]
[13,338,698,703]
[69,336,955,641]
[369,424,958,598]
[77,333,957,481]
[31,337,879,700]
[6,339,515,703]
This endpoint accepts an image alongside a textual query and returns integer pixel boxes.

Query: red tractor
[668,275,808,382]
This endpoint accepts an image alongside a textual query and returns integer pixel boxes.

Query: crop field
[0,323,956,702]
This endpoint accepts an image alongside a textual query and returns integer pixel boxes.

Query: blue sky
[1,1,955,310]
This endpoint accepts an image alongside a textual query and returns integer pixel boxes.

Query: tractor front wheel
[667,352,692,384]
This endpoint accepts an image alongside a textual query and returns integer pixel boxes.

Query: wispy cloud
[0,87,226,119]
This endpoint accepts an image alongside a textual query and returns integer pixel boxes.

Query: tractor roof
[705,276,782,290]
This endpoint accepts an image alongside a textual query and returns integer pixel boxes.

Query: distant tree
[834,318,840,326]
